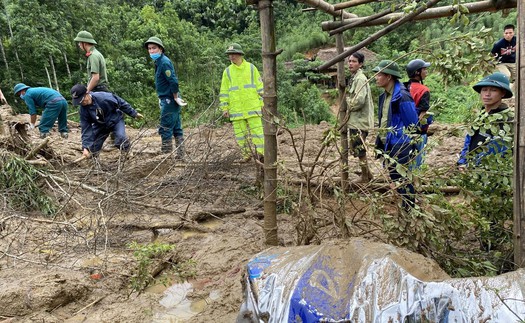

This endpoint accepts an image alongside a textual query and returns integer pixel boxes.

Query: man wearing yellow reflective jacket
[219,43,264,162]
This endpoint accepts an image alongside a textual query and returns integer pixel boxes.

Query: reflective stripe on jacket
[219,59,263,120]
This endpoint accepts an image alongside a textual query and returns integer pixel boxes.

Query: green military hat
[144,37,164,50]
[74,30,97,44]
[13,83,30,95]
[473,72,513,99]
[225,43,244,55]
[372,60,402,79]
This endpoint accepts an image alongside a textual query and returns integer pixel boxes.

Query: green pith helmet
[74,30,97,44]
[144,37,164,50]
[473,72,513,99]
[372,60,402,79]
[225,43,244,55]
[13,83,30,95]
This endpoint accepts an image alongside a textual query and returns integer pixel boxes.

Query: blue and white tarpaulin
[237,239,525,322]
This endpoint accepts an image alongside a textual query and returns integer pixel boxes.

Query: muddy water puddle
[150,281,220,322]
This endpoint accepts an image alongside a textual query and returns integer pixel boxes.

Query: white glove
[175,97,187,106]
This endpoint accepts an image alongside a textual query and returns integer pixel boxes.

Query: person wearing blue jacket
[144,36,186,158]
[457,72,513,168]
[70,84,143,158]
[373,60,419,210]
[13,83,69,139]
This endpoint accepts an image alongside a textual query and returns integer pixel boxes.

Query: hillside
[0,101,472,321]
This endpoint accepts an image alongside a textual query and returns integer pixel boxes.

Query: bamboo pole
[334,0,377,10]
[329,4,402,36]
[322,0,517,30]
[514,0,525,268]
[259,0,279,246]
[296,0,357,19]
[316,0,442,72]
[335,31,349,190]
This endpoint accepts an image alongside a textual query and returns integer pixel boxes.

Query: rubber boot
[174,136,185,160]
[161,138,173,154]
[354,159,372,183]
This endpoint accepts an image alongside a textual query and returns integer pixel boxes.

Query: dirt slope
[0,109,464,322]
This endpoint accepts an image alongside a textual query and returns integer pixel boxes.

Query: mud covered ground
[0,107,466,322]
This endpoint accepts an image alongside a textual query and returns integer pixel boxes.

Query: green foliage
[128,241,176,294]
[278,80,333,127]
[424,74,479,123]
[0,152,57,215]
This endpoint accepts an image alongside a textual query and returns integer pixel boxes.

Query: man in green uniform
[13,83,68,139]
[74,30,109,93]
[144,36,186,158]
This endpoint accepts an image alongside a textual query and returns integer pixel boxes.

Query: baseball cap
[71,84,88,106]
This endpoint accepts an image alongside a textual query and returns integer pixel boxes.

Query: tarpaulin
[237,238,525,322]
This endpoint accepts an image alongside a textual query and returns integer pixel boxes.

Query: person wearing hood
[144,36,186,158]
[219,43,264,163]
[373,60,419,210]
[13,83,69,139]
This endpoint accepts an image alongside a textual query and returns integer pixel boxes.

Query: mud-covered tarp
[237,238,525,322]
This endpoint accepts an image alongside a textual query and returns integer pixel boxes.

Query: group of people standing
[345,24,515,210]
[11,33,264,163]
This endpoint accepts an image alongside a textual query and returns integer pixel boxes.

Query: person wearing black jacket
[490,24,516,84]
[70,84,143,158]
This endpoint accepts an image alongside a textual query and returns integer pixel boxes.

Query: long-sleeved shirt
[79,92,138,150]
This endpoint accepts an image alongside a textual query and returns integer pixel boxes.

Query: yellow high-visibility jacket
[219,59,264,120]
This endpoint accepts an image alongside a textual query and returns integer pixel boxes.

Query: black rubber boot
[175,136,185,160]
[161,138,173,154]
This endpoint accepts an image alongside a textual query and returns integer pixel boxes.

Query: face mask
[19,94,24,99]
[150,53,161,60]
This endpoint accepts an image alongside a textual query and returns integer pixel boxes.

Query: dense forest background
[0,0,517,127]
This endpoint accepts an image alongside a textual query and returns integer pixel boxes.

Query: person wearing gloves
[70,84,143,158]
[144,36,186,158]
[13,83,69,139]
[457,72,513,168]
[219,43,264,162]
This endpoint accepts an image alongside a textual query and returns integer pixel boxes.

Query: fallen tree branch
[25,137,50,160]
[190,207,246,221]
[110,221,211,233]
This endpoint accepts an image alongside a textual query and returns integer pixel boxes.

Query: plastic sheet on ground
[236,238,525,322]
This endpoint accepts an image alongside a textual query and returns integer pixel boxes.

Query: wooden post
[335,32,349,190]
[514,0,525,268]
[258,0,279,246]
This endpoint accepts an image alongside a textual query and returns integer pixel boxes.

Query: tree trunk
[5,9,24,80]
[335,32,349,191]
[49,55,59,91]
[63,51,71,79]
[45,65,52,88]
[513,0,525,268]
[259,0,279,246]
[0,35,9,72]
[336,31,350,238]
